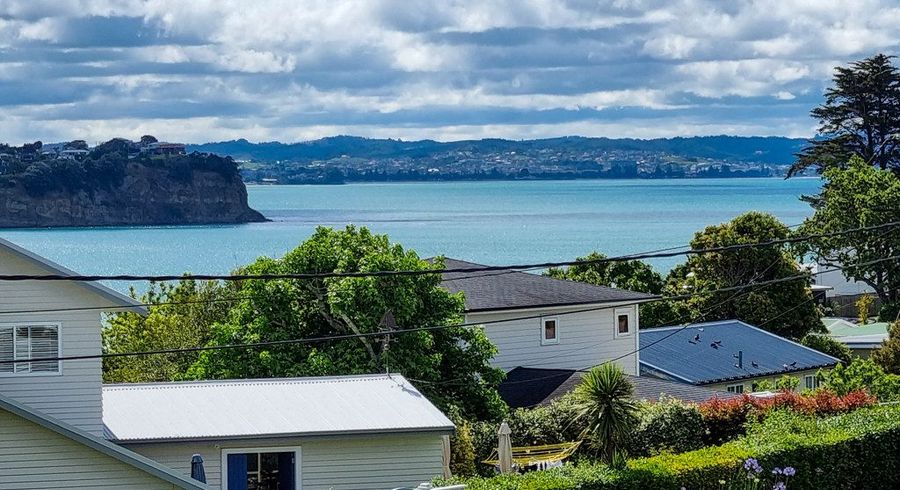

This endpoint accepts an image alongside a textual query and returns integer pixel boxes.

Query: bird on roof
[789,361,797,368]
[782,363,789,370]
[751,361,759,368]
[693,333,701,342]
[710,342,719,349]
[713,340,722,347]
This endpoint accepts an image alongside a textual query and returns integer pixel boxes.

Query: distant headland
[188,135,811,184]
[0,136,265,228]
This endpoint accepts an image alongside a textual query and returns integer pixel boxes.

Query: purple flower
[772,467,782,475]
[783,467,796,477]
[773,482,786,490]
[744,458,763,474]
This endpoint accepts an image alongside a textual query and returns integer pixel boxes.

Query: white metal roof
[102,374,454,442]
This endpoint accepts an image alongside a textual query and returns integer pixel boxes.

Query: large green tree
[665,212,821,339]
[798,158,900,318]
[103,279,232,383]
[790,54,900,177]
[189,226,506,419]
[873,321,900,375]
[545,252,675,327]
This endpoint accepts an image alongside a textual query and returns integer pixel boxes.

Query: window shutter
[0,327,12,374]
[29,326,59,373]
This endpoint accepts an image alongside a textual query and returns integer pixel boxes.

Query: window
[0,324,60,375]
[541,318,559,345]
[614,308,633,337]
[804,375,820,390]
[223,448,298,490]
[726,384,744,394]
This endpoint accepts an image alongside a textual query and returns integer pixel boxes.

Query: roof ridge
[103,373,398,389]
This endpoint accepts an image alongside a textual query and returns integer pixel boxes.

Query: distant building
[639,320,840,393]
[142,142,186,156]
[59,149,89,160]
[824,317,889,358]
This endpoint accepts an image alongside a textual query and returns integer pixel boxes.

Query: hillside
[188,135,809,184]
[0,138,265,228]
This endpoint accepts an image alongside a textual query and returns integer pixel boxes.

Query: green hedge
[440,404,900,489]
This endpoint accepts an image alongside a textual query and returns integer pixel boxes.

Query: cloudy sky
[1,0,899,144]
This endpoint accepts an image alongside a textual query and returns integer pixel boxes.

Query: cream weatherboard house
[438,258,655,375]
[0,238,454,490]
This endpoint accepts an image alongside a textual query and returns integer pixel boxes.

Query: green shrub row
[440,404,900,489]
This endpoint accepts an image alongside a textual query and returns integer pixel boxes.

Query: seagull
[782,363,789,370]
[789,361,797,368]
[751,361,759,368]
[710,342,719,349]
[693,333,701,342]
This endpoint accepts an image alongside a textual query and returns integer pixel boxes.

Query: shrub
[441,405,900,490]
[820,357,900,400]
[800,333,854,364]
[697,389,876,444]
[624,397,705,457]
[450,419,477,477]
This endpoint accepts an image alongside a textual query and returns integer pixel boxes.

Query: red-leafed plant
[698,389,876,445]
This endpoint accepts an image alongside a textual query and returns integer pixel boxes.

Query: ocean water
[0,178,821,293]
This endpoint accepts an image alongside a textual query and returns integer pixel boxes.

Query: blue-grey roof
[639,320,839,385]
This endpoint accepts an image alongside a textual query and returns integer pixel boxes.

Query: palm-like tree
[571,362,640,463]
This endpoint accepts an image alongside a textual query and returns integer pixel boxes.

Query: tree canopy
[798,157,900,319]
[664,212,820,339]
[790,54,900,177]
[872,321,900,375]
[188,226,506,419]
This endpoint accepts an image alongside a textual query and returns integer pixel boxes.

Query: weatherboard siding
[124,433,445,490]
[468,304,639,373]
[0,249,110,436]
[704,368,825,393]
[0,410,178,490]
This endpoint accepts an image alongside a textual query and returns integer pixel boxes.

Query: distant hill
[188,135,808,165]
[0,137,265,228]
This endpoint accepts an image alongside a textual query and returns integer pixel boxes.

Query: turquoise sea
[0,178,821,293]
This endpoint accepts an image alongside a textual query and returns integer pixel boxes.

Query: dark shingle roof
[639,320,840,385]
[435,258,655,313]
[498,367,737,408]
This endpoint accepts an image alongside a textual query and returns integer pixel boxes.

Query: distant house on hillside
[497,366,738,408]
[0,238,454,489]
[824,317,890,358]
[435,257,656,375]
[142,142,186,156]
[639,320,839,393]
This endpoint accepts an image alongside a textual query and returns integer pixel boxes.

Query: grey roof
[103,374,454,442]
[498,367,737,408]
[0,236,146,314]
[435,258,656,312]
[0,392,206,489]
[639,320,840,385]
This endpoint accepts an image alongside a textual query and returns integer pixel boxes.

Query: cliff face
[0,164,265,228]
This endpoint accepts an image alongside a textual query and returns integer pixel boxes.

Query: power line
[4,254,897,366]
[0,221,896,283]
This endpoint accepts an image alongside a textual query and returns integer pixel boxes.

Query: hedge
[439,404,900,489]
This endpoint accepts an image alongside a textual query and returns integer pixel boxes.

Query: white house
[0,238,454,490]
[437,258,655,375]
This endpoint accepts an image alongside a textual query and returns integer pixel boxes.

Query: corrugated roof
[102,374,454,442]
[0,392,206,489]
[498,367,737,408]
[639,320,840,385]
[824,317,890,337]
[435,258,655,313]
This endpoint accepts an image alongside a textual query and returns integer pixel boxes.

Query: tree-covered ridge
[0,136,241,198]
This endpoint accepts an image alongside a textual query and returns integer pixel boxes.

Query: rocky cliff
[0,156,265,228]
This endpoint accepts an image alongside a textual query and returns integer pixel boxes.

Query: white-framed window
[614,308,633,337]
[0,323,61,375]
[541,317,559,345]
[804,375,819,390]
[726,384,744,394]
[222,447,301,490]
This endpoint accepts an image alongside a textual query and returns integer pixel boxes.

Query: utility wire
[0,221,895,283]
[4,254,896,366]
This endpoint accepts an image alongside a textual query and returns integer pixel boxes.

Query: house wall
[0,409,179,490]
[124,432,446,490]
[468,303,639,373]
[703,368,827,393]
[0,249,111,436]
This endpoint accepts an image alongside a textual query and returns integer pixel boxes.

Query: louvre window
[0,324,60,374]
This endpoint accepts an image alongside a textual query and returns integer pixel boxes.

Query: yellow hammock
[482,441,582,468]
